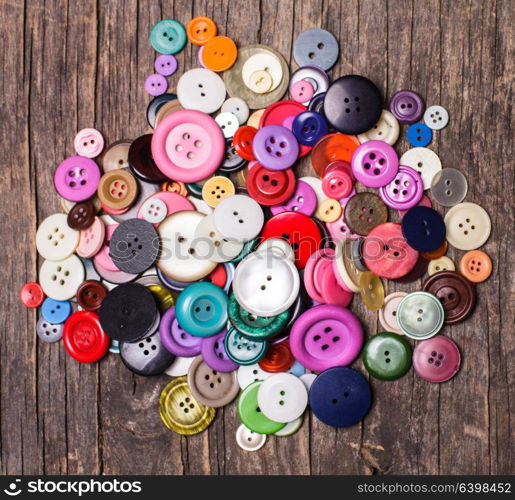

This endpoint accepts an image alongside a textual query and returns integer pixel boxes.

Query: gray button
[430,168,468,207]
[293,29,339,70]
[36,317,63,343]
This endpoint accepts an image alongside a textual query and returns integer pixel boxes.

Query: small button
[186,16,217,45]
[177,68,226,114]
[37,317,64,343]
[444,202,491,250]
[378,292,407,335]
[54,156,101,202]
[290,80,315,103]
[99,139,132,171]
[39,255,85,301]
[74,128,104,158]
[424,105,449,130]
[20,282,45,308]
[154,54,178,76]
[430,168,468,207]
[66,201,96,230]
[252,125,299,171]
[150,19,187,54]
[237,363,273,390]
[215,112,239,138]
[428,256,455,276]
[76,280,107,311]
[145,73,168,96]
[318,198,342,222]
[41,298,72,324]
[459,250,492,283]
[233,126,257,161]
[358,271,385,311]
[236,424,267,451]
[292,110,329,147]
[397,291,444,339]
[413,336,461,382]
[202,176,235,207]
[76,216,105,258]
[63,311,110,363]
[406,122,433,147]
[389,90,425,124]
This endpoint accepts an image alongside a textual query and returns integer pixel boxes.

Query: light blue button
[41,298,71,324]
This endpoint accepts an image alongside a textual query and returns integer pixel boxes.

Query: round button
[252,125,299,171]
[20,282,45,308]
[430,168,468,207]
[54,156,101,202]
[186,16,217,45]
[389,90,425,124]
[362,332,412,381]
[233,126,257,161]
[318,198,342,222]
[150,19,187,54]
[333,238,363,292]
[357,109,400,145]
[74,128,104,158]
[128,134,168,184]
[378,292,407,335]
[406,122,432,147]
[76,280,107,311]
[236,424,266,451]
[237,364,273,389]
[120,332,175,376]
[154,54,178,76]
[293,29,339,70]
[428,256,455,276]
[159,306,202,357]
[221,97,249,125]
[424,105,449,130]
[289,66,329,102]
[459,250,492,283]
[147,94,177,128]
[321,161,354,199]
[290,79,314,102]
[139,197,167,224]
[224,328,269,366]
[270,179,318,217]
[358,271,385,311]
[202,176,235,207]
[351,140,399,188]
[39,255,85,301]
[397,291,444,339]
[41,298,71,324]
[402,206,446,252]
[177,68,226,114]
[247,69,273,93]
[200,330,238,372]
[36,317,64,343]
[159,377,216,435]
[63,311,110,363]
[67,201,95,230]
[97,169,139,210]
[292,111,329,147]
[215,112,239,138]
[310,133,360,177]
[399,147,442,189]
[379,165,424,210]
[309,367,372,428]
[202,36,237,71]
[145,73,168,96]
[76,216,105,258]
[444,202,491,251]
[259,342,295,373]
[413,336,460,382]
[165,356,195,377]
[99,139,131,171]
[344,192,388,236]
[246,162,297,206]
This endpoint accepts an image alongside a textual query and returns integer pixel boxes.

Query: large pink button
[289,305,363,372]
[54,156,101,201]
[379,165,423,210]
[362,222,419,279]
[413,336,461,383]
[351,140,399,188]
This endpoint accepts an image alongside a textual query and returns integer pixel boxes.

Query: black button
[218,140,248,173]
[128,134,168,183]
[146,93,176,128]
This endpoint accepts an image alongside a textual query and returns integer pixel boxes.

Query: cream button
[36,213,79,261]
[378,292,407,335]
[358,110,400,145]
[242,52,283,92]
[39,255,85,301]
[444,202,492,251]
[400,147,442,189]
[428,256,455,276]
[177,68,226,114]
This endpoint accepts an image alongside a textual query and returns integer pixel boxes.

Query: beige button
[155,99,183,128]
[400,147,442,189]
[379,292,407,335]
[242,52,283,92]
[359,271,385,311]
[358,110,400,145]
[247,109,265,129]
[333,238,363,292]
[428,256,455,276]
[444,202,492,251]
[318,198,342,222]
[39,255,85,301]
[97,169,139,210]
[202,176,236,207]
[99,140,132,172]
[247,70,273,94]
[36,213,79,261]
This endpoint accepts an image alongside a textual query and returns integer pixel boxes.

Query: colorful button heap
[22,17,493,452]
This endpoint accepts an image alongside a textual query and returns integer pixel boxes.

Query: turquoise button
[224,328,268,365]
[175,282,228,337]
[150,19,187,55]
[397,291,444,340]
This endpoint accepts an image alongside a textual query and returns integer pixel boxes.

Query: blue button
[224,328,268,365]
[292,111,329,146]
[402,206,446,252]
[288,360,306,377]
[309,367,372,427]
[40,298,72,324]
[175,282,228,337]
[407,123,432,147]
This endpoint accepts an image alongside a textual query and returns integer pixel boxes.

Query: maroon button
[67,201,96,230]
[246,161,296,206]
[344,192,388,236]
[413,335,461,382]
[77,280,108,312]
[128,134,168,183]
[20,282,45,308]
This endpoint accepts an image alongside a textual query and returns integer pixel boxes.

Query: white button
[233,249,300,316]
[242,53,283,92]
[139,197,167,224]
[427,256,455,276]
[378,292,407,335]
[215,112,239,138]
[399,147,442,189]
[193,214,243,263]
[299,373,317,391]
[236,424,267,452]
[213,194,264,243]
[221,97,250,125]
[158,210,217,282]
[257,238,295,261]
[39,255,85,300]
[299,176,328,220]
[237,363,273,390]
[424,105,449,130]
[187,196,213,215]
[444,202,491,250]
[177,68,226,114]
[257,373,308,423]
[289,67,329,103]
[36,213,79,261]
[165,356,195,377]
[358,109,400,145]
[274,415,304,436]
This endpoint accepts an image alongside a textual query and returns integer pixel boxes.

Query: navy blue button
[308,92,326,116]
[402,206,446,252]
[41,298,72,324]
[309,367,372,427]
[292,111,329,147]
[406,123,432,147]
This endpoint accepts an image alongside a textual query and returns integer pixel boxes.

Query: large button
[159,306,202,357]
[252,125,299,170]
[236,424,267,451]
[63,311,110,363]
[246,162,297,206]
[324,75,382,135]
[422,270,476,324]
[224,328,268,365]
[402,206,446,252]
[187,356,239,408]
[159,377,216,435]
[67,201,96,230]
[292,111,329,147]
[378,292,407,335]
[200,330,238,372]
[128,134,168,184]
[37,317,64,343]
[41,298,71,324]
[379,165,423,210]
[424,105,449,130]
[177,68,226,114]
[186,16,217,45]
[430,168,468,207]
[397,291,444,339]
[97,169,139,210]
[399,147,442,189]
[76,280,107,311]
[459,250,492,283]
[39,255,85,301]
[310,133,360,177]
[20,282,45,308]
[309,367,372,428]
[54,156,101,202]
[175,282,228,337]
[444,202,491,251]
[413,336,461,382]
[362,332,412,381]
[293,29,339,70]
[389,90,425,124]
[351,140,399,188]
[259,342,294,373]
[290,79,314,102]
[270,179,318,217]
[289,305,363,371]
[344,192,388,236]
[152,110,225,183]
[357,109,400,145]
[36,213,79,261]
[150,19,187,54]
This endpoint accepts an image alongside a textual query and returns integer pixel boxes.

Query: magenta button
[351,140,399,188]
[413,335,461,383]
[270,179,317,216]
[379,165,423,210]
[54,156,101,202]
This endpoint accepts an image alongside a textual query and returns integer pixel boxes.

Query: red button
[362,222,419,279]
[246,161,296,206]
[20,282,45,308]
[63,311,110,363]
[205,264,227,288]
[259,342,295,373]
[311,133,360,177]
[233,126,257,161]
[261,211,322,269]
[321,161,355,199]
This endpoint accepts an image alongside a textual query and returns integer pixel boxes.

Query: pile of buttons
[20,17,494,451]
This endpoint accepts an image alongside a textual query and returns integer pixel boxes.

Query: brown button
[99,139,132,172]
[344,192,388,236]
[187,356,239,408]
[258,342,295,373]
[66,201,96,230]
[422,271,476,324]
[77,280,108,311]
[97,168,139,210]
[155,99,183,128]
[128,134,168,184]
[392,254,429,283]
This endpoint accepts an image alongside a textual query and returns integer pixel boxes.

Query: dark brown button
[344,192,388,236]
[392,255,429,283]
[422,271,476,324]
[128,134,168,183]
[66,201,96,230]
[77,280,108,311]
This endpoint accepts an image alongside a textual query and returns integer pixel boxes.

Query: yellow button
[247,70,273,94]
[359,271,385,311]
[158,377,216,435]
[247,109,265,128]
[202,176,236,207]
[427,256,455,276]
[149,284,175,311]
[318,198,342,222]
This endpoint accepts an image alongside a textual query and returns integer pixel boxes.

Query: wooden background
[1,0,513,475]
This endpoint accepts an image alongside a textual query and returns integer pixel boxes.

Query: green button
[224,328,268,365]
[230,238,259,263]
[150,19,187,55]
[397,291,444,340]
[237,381,286,434]
[228,293,289,340]
[362,332,412,381]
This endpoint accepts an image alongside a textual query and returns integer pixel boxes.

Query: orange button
[186,16,217,45]
[202,36,238,72]
[311,133,360,177]
[161,180,188,197]
[422,240,448,260]
[459,250,492,283]
[259,342,294,373]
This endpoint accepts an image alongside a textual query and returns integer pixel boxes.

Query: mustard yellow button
[202,176,236,207]
[359,271,385,311]
[318,198,342,222]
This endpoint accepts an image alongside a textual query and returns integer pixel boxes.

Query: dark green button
[224,328,268,365]
[228,293,289,340]
[362,332,412,381]
[230,238,259,263]
[237,381,286,434]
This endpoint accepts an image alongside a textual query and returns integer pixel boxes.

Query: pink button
[76,216,105,258]
[322,161,354,199]
[379,165,423,210]
[152,110,225,182]
[54,156,101,202]
[351,140,399,188]
[398,194,432,218]
[93,223,119,272]
[74,128,104,158]
[318,260,353,306]
[137,191,194,223]
[325,189,359,242]
[413,336,461,383]
[290,304,363,372]
[290,79,315,103]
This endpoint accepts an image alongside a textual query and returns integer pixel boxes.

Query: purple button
[289,304,364,372]
[389,90,425,124]
[201,330,238,373]
[54,156,101,202]
[326,189,359,241]
[145,73,168,96]
[159,307,202,357]
[351,140,399,188]
[413,335,461,383]
[379,165,423,210]
[252,125,300,170]
[154,54,178,76]
[270,179,317,216]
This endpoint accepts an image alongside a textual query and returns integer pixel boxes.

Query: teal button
[224,328,268,365]
[150,19,187,55]
[230,238,259,263]
[397,291,444,340]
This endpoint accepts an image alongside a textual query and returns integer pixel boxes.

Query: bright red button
[246,161,296,206]
[261,211,322,269]
[259,342,294,373]
[63,311,110,363]
[233,126,257,161]
[20,282,45,308]
[205,264,227,288]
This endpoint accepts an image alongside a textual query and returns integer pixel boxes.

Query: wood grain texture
[0,0,513,475]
